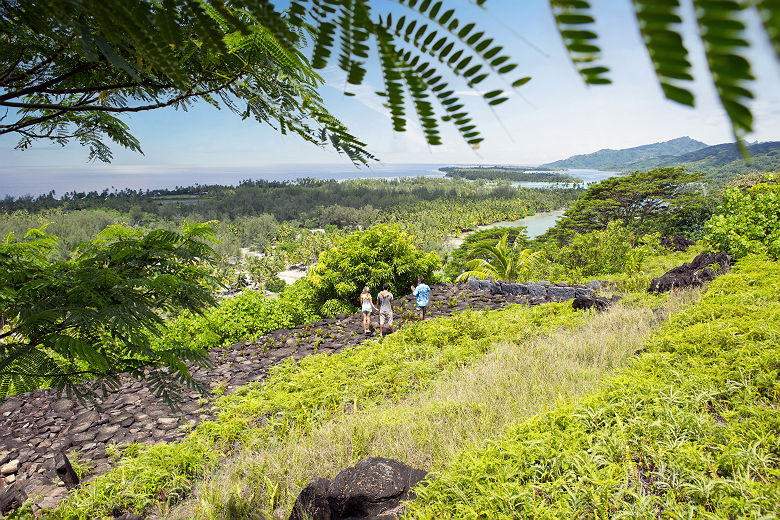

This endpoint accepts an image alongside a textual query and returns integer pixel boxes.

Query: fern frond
[755,0,780,59]
[693,0,754,144]
[633,0,695,106]
[550,0,610,84]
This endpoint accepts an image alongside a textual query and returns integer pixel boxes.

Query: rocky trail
[0,280,596,514]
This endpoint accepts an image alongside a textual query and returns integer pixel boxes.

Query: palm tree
[456,233,543,283]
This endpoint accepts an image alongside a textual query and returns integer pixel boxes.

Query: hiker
[411,276,430,320]
[377,283,394,337]
[359,286,377,334]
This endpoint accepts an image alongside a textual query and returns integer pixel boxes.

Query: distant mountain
[616,141,780,186]
[543,136,708,170]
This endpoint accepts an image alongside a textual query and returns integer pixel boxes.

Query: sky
[1,0,779,181]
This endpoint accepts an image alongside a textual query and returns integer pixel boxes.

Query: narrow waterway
[444,209,566,250]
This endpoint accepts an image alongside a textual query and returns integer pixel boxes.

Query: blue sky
[1,1,779,178]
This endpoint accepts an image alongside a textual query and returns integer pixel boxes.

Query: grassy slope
[42,249,705,519]
[407,256,780,518]
[45,304,583,519]
[173,292,699,520]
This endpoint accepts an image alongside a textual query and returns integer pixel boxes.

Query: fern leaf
[633,0,695,106]
[693,0,754,144]
[550,0,611,84]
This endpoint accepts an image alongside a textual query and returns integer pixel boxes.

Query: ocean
[0,164,617,199]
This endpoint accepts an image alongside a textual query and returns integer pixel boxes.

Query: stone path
[0,282,574,514]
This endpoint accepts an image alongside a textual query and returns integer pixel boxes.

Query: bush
[536,221,656,279]
[703,173,780,259]
[308,223,441,308]
[157,280,320,350]
[319,298,356,318]
[265,277,287,293]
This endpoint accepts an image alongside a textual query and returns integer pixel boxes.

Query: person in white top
[359,286,377,334]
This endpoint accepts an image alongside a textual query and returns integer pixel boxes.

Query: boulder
[0,483,27,515]
[548,286,576,301]
[289,458,427,520]
[574,288,593,299]
[649,252,731,293]
[586,280,601,291]
[513,284,530,296]
[572,295,611,312]
[661,235,696,252]
[526,284,547,298]
[467,276,479,292]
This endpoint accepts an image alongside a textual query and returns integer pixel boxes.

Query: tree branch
[0,62,98,102]
[0,36,75,87]
[40,81,174,95]
[0,78,238,114]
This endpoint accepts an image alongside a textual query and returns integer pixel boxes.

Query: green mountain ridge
[542,136,708,169]
[614,141,780,185]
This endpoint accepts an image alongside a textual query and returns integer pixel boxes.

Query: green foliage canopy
[308,223,440,308]
[0,223,218,404]
[543,167,705,243]
[704,173,780,259]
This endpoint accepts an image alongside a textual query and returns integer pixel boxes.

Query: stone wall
[467,277,600,301]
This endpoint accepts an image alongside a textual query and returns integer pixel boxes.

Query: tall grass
[406,256,780,518]
[169,291,700,519]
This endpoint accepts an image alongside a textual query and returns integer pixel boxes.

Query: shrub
[157,280,320,350]
[319,298,356,318]
[535,221,657,279]
[703,173,780,259]
[308,224,440,308]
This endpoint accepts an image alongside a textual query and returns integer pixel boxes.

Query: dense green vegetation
[407,256,780,518]
[0,224,217,403]
[542,136,707,170]
[455,233,542,283]
[541,167,704,243]
[0,178,581,294]
[440,167,580,184]
[308,224,441,313]
[444,227,529,280]
[704,173,780,259]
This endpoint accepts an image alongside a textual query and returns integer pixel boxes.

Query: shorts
[380,311,393,326]
[417,305,427,317]
[361,303,372,314]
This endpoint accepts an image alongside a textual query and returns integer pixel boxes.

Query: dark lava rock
[548,286,576,301]
[115,514,146,520]
[649,252,731,293]
[661,235,696,252]
[289,458,427,520]
[0,484,27,515]
[572,295,611,312]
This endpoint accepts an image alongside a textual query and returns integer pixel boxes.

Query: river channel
[443,209,566,251]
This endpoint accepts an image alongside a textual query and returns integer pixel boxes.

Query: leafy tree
[0,1,375,163]
[0,223,218,404]
[542,167,705,244]
[2,1,777,159]
[455,232,542,283]
[308,223,440,308]
[704,173,780,259]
